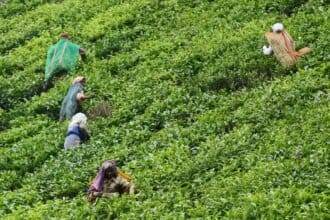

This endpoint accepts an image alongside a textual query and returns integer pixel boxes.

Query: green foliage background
[0,0,329,219]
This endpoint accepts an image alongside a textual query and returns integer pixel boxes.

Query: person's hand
[80,95,88,101]
[79,48,86,55]
[76,92,87,101]
[87,191,101,202]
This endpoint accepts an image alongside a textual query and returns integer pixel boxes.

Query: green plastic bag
[45,39,81,81]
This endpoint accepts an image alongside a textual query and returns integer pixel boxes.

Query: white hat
[272,23,284,33]
[70,112,87,128]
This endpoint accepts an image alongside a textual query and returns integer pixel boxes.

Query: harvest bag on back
[45,39,80,81]
[265,31,310,68]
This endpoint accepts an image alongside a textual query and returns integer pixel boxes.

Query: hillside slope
[0,0,329,219]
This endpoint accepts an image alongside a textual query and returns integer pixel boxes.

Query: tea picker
[59,76,88,121]
[87,160,135,202]
[263,23,311,68]
[43,32,86,90]
[64,112,90,149]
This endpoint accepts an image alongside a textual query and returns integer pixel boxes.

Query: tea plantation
[0,0,329,219]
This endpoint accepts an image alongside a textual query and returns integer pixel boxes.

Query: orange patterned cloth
[265,30,311,68]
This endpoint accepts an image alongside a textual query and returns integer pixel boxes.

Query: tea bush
[0,0,328,219]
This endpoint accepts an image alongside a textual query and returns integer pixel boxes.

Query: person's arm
[87,191,102,202]
[79,47,86,61]
[128,183,135,195]
[80,127,90,141]
[76,91,87,102]
[92,191,102,197]
[118,176,135,195]
[102,192,119,198]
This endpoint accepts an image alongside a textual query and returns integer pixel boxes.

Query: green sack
[45,39,81,81]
